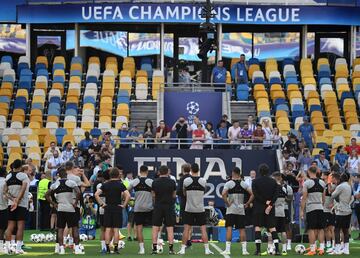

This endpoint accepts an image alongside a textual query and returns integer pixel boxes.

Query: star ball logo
[186,101,200,115]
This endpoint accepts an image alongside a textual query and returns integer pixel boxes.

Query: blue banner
[164,92,222,128]
[17,3,360,25]
[115,149,278,205]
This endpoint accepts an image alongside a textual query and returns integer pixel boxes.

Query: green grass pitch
[20,229,360,257]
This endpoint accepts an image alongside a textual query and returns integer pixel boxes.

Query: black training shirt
[152,177,176,207]
[101,180,127,211]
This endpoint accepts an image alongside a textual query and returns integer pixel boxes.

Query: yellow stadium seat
[38,128,50,145]
[16,89,29,101]
[248,64,260,80]
[116,104,130,118]
[36,56,48,68]
[289,91,302,100]
[66,96,79,104]
[119,70,132,78]
[123,63,135,78]
[52,83,64,96]
[69,76,81,84]
[54,56,65,66]
[47,116,59,124]
[101,88,114,98]
[278,123,290,135]
[331,124,344,132]
[313,124,325,136]
[106,63,118,75]
[276,110,288,119]
[1,81,13,91]
[230,58,240,69]
[71,63,82,72]
[136,70,148,79]
[317,58,329,71]
[254,91,268,100]
[89,56,100,65]
[7,152,22,171]
[312,148,323,157]
[62,135,75,146]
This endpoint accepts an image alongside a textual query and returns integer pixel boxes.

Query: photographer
[79,194,97,240]
[172,116,191,149]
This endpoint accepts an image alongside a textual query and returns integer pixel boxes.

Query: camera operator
[172,116,191,149]
[79,194,97,240]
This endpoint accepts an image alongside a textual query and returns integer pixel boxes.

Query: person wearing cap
[211,60,227,91]
[316,151,330,173]
[298,117,315,150]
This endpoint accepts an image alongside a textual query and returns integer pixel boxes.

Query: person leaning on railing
[155,120,171,149]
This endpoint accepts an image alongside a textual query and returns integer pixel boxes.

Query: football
[118,240,125,249]
[295,244,306,254]
[267,246,275,255]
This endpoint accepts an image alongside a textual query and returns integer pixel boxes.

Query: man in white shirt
[228,121,241,147]
[47,150,64,180]
[43,142,61,162]
[190,115,205,131]
[61,142,74,162]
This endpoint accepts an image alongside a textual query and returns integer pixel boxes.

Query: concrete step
[230,101,256,124]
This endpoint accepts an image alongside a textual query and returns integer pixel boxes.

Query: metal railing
[113,137,282,149]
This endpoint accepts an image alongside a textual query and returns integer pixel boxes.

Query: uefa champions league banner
[17,3,360,25]
[164,92,222,129]
[115,149,277,205]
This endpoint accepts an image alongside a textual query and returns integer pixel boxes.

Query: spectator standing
[61,142,73,162]
[43,142,61,162]
[345,138,360,154]
[316,150,330,172]
[204,122,215,148]
[172,116,190,149]
[232,54,248,84]
[88,137,102,154]
[347,150,359,175]
[211,60,227,91]
[215,120,229,148]
[118,123,129,148]
[252,124,265,150]
[228,121,241,148]
[78,132,92,153]
[262,118,273,149]
[240,123,252,150]
[70,148,84,168]
[272,127,282,149]
[155,120,171,149]
[283,134,300,158]
[190,115,204,131]
[335,146,348,172]
[297,148,313,172]
[127,126,143,149]
[190,123,205,150]
[298,117,315,149]
[247,115,256,133]
[47,150,64,180]
[143,120,155,148]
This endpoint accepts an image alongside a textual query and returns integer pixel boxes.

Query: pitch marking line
[210,243,230,258]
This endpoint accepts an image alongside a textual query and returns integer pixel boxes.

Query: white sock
[16,241,22,251]
[55,243,59,248]
[101,240,106,250]
[335,244,341,252]
[63,237,67,244]
[310,244,316,252]
[5,241,10,249]
[69,237,74,245]
[344,243,349,252]
[225,241,231,252]
[0,240,3,250]
[268,242,273,249]
[10,239,15,245]
[204,243,210,252]
[282,244,287,252]
[340,242,344,250]
[326,241,331,248]
[332,240,335,248]
[241,241,247,252]
[139,242,144,251]
[181,244,186,251]
[287,239,291,246]
[319,242,325,250]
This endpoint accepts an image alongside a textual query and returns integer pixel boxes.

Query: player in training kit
[45,167,83,255]
[282,177,293,251]
[329,173,353,255]
[178,163,213,255]
[0,167,8,253]
[300,166,326,256]
[95,168,130,254]
[221,167,253,255]
[321,171,336,253]
[64,161,90,247]
[273,172,292,255]
[95,170,110,253]
[128,165,153,254]
[251,164,280,256]
[151,165,176,255]
[3,159,29,255]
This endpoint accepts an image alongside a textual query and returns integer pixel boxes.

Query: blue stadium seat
[86,75,98,84]
[53,76,65,84]
[236,84,249,101]
[71,56,83,65]
[90,128,102,138]
[282,58,294,67]
[309,105,322,114]
[20,69,33,78]
[117,91,130,105]
[284,71,297,79]
[66,103,78,111]
[0,96,10,105]
[340,91,354,106]
[253,77,265,84]
[55,128,68,144]
[141,63,153,78]
[18,79,32,92]
[32,102,44,110]
[84,96,96,105]
[141,57,152,65]
[269,78,281,84]
[319,77,331,85]
[17,63,29,77]
[248,58,259,65]
[37,69,48,79]
[65,109,77,117]
[2,75,14,83]
[1,56,13,67]
[70,70,82,79]
[274,98,286,106]
[276,104,289,113]
[53,63,65,72]
[285,77,298,86]
[258,111,271,118]
[35,63,47,74]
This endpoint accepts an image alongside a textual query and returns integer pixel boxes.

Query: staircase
[130,101,157,128]
[230,101,256,124]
